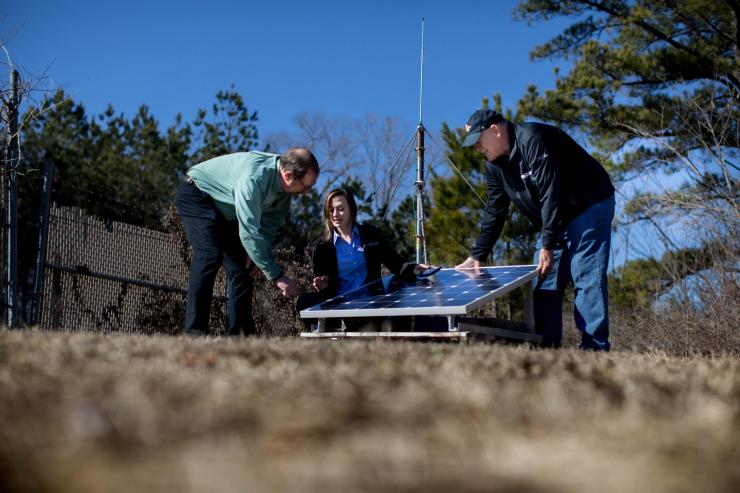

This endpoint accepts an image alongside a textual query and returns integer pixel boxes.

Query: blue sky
[4,0,569,139]
[5,1,678,265]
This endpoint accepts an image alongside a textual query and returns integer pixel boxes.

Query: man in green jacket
[175,148,319,336]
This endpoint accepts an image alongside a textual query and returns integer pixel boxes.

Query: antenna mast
[415,17,428,265]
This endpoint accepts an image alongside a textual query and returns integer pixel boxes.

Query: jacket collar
[507,121,519,162]
[489,121,519,167]
[333,224,361,245]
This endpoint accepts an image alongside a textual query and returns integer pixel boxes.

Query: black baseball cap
[461,108,504,147]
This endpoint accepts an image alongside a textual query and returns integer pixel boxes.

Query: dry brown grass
[1,329,739,493]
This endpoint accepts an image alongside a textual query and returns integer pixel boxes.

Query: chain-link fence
[40,205,226,334]
[39,205,312,336]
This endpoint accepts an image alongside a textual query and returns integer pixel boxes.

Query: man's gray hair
[280,148,319,178]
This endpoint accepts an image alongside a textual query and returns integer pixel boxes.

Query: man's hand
[312,275,329,292]
[536,248,554,278]
[455,257,482,269]
[412,264,430,275]
[275,276,300,297]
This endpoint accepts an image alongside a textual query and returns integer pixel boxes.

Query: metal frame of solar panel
[299,265,538,324]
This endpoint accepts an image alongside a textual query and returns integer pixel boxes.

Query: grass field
[1,329,739,493]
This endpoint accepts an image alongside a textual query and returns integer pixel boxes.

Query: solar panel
[300,265,538,319]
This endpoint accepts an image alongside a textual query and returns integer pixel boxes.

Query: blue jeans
[533,195,615,350]
[175,182,254,336]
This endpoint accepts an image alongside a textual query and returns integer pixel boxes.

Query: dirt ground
[1,329,738,493]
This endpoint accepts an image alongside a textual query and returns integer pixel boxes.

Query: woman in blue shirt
[298,188,427,330]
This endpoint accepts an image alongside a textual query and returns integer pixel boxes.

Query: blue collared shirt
[334,225,368,295]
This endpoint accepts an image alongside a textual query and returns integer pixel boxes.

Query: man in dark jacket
[456,108,615,350]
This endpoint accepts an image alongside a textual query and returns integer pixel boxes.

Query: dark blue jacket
[471,121,614,259]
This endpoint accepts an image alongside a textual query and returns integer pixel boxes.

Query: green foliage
[426,123,487,265]
[609,257,664,310]
[381,195,416,261]
[15,87,263,324]
[609,240,736,310]
[189,86,260,165]
[21,86,261,230]
[514,0,738,188]
[515,0,739,308]
[21,90,191,227]
[274,189,324,251]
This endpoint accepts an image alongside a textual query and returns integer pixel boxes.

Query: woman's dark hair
[322,188,358,242]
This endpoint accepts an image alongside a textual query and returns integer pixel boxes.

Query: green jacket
[187,152,290,280]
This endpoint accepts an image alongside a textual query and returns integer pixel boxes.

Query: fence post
[5,69,20,328]
[31,159,54,326]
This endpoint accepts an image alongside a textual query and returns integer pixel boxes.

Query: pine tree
[189,86,259,165]
[515,0,738,243]
[515,0,739,307]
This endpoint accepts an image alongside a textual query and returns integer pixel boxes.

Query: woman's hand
[312,275,329,291]
[413,264,430,275]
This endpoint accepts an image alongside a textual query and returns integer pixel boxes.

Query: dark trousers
[175,182,254,336]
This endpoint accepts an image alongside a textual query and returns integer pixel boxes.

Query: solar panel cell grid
[300,265,538,318]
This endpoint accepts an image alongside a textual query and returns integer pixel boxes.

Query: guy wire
[367,130,417,201]
[425,130,486,207]
[383,138,416,221]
